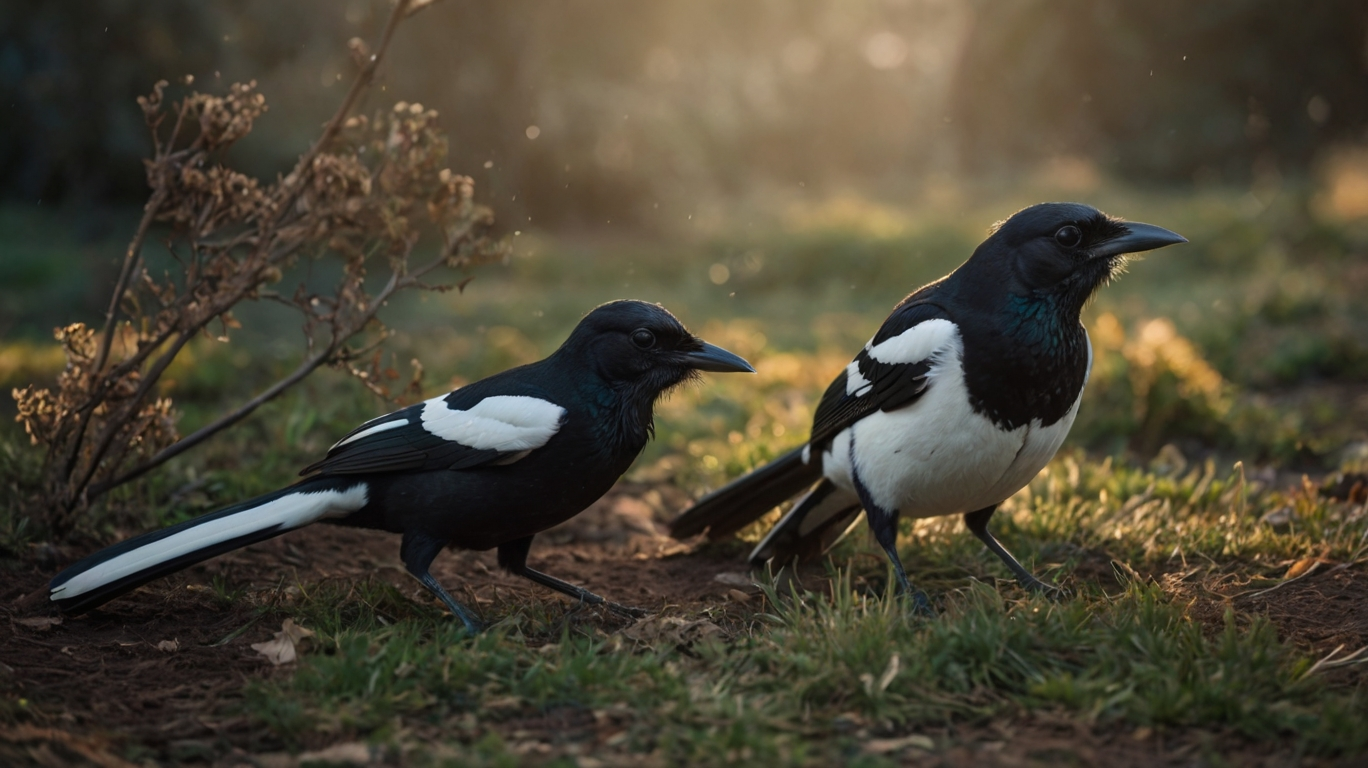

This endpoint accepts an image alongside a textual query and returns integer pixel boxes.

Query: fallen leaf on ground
[0,725,141,768]
[621,615,723,646]
[483,695,524,712]
[296,742,374,766]
[250,619,315,665]
[713,571,755,588]
[611,496,663,535]
[1285,557,1332,580]
[863,734,935,754]
[15,616,62,630]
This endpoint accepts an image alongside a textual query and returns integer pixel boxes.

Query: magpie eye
[631,329,656,349]
[1055,225,1082,248]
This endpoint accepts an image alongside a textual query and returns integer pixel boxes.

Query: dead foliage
[10,0,507,536]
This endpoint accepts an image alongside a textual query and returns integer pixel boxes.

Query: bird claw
[905,589,936,618]
[1021,578,1070,601]
[605,601,649,619]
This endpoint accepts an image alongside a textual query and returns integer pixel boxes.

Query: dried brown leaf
[620,616,724,647]
[250,619,314,665]
[16,616,62,631]
[1285,557,1332,580]
[863,734,934,754]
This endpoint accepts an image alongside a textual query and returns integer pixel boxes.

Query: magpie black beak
[1091,221,1187,259]
[683,341,755,373]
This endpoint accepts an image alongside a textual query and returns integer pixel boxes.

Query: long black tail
[747,479,863,566]
[49,477,370,615]
[669,447,822,540]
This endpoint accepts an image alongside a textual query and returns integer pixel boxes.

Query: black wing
[300,376,565,477]
[808,301,953,450]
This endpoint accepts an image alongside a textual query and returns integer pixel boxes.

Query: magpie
[669,203,1185,609]
[49,300,754,633]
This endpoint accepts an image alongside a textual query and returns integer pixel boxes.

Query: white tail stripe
[420,395,565,451]
[50,484,369,601]
[331,418,406,449]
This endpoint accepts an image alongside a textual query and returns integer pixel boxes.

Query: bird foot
[887,569,935,617]
[904,589,936,618]
[605,601,649,619]
[1019,577,1070,601]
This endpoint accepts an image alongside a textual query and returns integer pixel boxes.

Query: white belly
[820,336,1083,518]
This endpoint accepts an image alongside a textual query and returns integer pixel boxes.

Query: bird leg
[853,473,933,615]
[963,506,1064,598]
[498,536,647,618]
[401,530,485,634]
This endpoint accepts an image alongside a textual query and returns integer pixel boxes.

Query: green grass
[227,451,1368,763]
[241,572,1367,764]
[3,182,1368,762]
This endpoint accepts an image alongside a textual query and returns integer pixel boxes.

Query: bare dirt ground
[3,481,1366,767]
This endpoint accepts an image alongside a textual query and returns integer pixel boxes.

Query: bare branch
[14,0,512,533]
[95,267,405,493]
[272,0,413,222]
[92,346,331,495]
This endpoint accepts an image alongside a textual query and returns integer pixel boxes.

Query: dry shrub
[11,0,507,536]
[1087,312,1232,455]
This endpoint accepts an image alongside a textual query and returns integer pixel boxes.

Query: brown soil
[2,483,1364,767]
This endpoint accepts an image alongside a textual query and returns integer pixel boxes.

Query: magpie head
[566,300,754,395]
[975,202,1186,313]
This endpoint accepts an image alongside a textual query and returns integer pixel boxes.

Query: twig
[94,346,334,494]
[69,327,199,510]
[73,0,414,504]
[19,0,510,530]
[271,0,412,223]
[93,189,167,378]
[91,265,412,494]
[63,187,170,480]
[93,236,457,495]
[1237,559,1361,600]
[1301,644,1368,679]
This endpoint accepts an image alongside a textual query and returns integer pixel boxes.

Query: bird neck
[572,374,658,457]
[1001,291,1079,352]
[957,289,1090,430]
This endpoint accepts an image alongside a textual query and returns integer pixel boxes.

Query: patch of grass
[751,578,1360,748]
[243,569,1367,763]
[230,443,1368,762]
[6,185,1368,762]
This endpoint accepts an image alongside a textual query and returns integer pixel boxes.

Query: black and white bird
[670,203,1185,609]
[50,300,754,632]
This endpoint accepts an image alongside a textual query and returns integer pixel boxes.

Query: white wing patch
[331,418,406,450]
[51,484,369,601]
[845,361,872,396]
[421,395,566,451]
[866,318,959,365]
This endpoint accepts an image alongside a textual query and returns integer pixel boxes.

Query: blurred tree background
[7,0,1366,229]
[4,0,1368,471]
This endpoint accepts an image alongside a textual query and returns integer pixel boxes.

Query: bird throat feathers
[1058,252,1131,318]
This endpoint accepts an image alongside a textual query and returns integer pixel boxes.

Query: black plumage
[670,203,1186,609]
[50,300,754,632]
